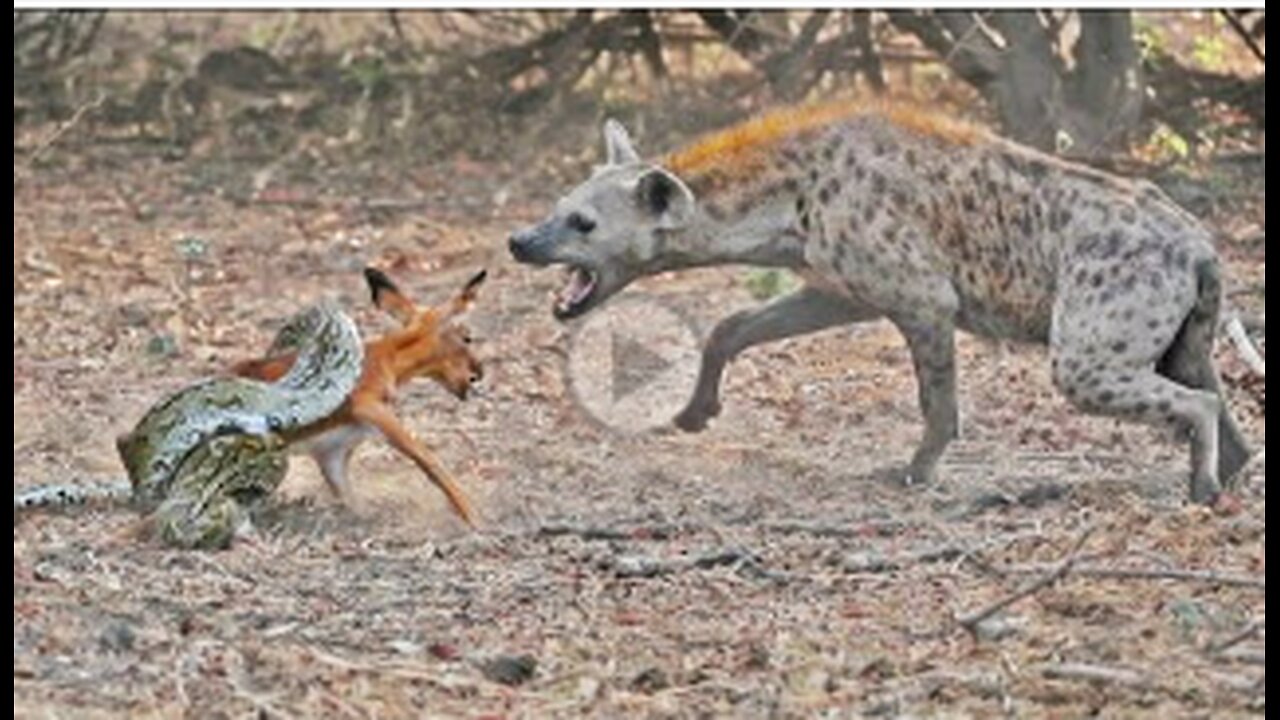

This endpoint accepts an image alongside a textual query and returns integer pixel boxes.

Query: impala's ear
[603,118,640,165]
[364,267,416,326]
[447,269,487,317]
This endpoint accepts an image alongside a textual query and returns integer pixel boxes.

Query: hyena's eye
[567,212,596,234]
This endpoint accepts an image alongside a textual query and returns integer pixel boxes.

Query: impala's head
[507,119,696,320]
[365,267,486,400]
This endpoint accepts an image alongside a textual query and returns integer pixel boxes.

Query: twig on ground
[1039,662,1152,689]
[839,543,965,573]
[604,546,788,582]
[764,518,908,539]
[538,522,679,542]
[1219,649,1266,666]
[306,645,468,692]
[955,524,1096,632]
[318,690,367,720]
[1208,621,1263,655]
[836,528,1042,575]
[27,90,107,166]
[1001,563,1265,590]
[1225,315,1266,378]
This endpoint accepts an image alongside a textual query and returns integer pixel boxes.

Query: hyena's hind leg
[674,285,880,431]
[1052,256,1228,504]
[1155,260,1251,488]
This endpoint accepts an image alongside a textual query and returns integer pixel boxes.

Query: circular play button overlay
[565,295,700,434]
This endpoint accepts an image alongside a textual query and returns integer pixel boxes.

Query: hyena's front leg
[893,315,959,486]
[675,285,880,431]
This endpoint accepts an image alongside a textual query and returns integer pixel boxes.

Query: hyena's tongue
[556,267,596,313]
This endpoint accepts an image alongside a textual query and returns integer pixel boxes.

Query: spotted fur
[510,103,1254,504]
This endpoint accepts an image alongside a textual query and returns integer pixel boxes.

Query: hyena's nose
[508,229,541,263]
[508,233,529,261]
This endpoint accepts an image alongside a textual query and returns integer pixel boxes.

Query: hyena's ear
[636,168,695,229]
[603,118,640,165]
[364,267,417,326]
[447,269,487,317]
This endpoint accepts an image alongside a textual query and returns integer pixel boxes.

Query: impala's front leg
[353,401,476,527]
[675,285,880,431]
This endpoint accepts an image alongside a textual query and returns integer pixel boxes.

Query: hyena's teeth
[556,267,597,312]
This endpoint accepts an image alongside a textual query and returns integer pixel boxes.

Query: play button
[610,333,673,402]
[566,296,700,433]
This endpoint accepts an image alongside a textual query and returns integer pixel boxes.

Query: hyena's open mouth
[554,265,598,319]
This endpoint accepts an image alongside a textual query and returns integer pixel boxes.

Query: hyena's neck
[652,159,811,273]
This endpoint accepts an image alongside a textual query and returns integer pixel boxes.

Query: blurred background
[13,10,1266,207]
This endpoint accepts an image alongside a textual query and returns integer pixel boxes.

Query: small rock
[743,642,771,670]
[388,639,422,656]
[99,621,137,653]
[146,333,179,358]
[973,614,1024,642]
[173,234,211,262]
[1018,482,1069,508]
[609,555,664,578]
[117,303,150,328]
[428,642,461,661]
[859,656,896,680]
[840,551,894,573]
[481,654,537,687]
[630,667,670,694]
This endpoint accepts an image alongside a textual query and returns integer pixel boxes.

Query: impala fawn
[231,267,486,526]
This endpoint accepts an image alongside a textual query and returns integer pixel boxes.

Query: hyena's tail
[1224,314,1265,378]
[14,480,132,516]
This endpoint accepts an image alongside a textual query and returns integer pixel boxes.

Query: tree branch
[955,524,1095,632]
[1221,9,1266,64]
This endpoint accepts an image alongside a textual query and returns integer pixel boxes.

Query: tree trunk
[888,10,1145,157]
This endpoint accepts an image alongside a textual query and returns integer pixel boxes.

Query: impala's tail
[14,479,132,515]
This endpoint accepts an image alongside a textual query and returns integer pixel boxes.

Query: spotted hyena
[508,101,1252,503]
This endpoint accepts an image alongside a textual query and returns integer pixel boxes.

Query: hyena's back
[788,113,1217,344]
[763,109,1239,500]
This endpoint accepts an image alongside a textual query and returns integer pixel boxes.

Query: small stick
[1040,662,1151,689]
[765,518,907,538]
[1225,315,1266,378]
[1003,563,1265,590]
[1209,621,1263,655]
[956,524,1095,631]
[1219,649,1266,666]
[538,522,679,542]
[27,90,107,165]
[1220,9,1265,65]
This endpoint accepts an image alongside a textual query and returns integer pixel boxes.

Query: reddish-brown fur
[230,268,486,526]
[664,98,980,186]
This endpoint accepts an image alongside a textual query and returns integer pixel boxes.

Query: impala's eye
[567,212,596,234]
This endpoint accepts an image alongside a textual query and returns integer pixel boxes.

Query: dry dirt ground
[14,148,1266,719]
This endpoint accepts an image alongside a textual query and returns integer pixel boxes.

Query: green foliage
[345,55,391,95]
[1148,124,1190,162]
[1190,34,1228,71]
[1133,16,1167,61]
[743,269,799,301]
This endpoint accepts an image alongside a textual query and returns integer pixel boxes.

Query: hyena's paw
[1188,472,1222,507]
[673,397,721,433]
[899,460,940,488]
